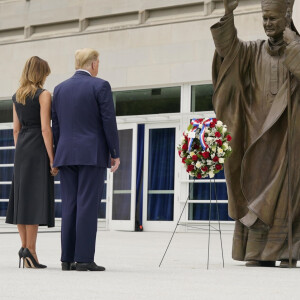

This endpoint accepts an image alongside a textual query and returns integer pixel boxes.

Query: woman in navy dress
[6,56,58,268]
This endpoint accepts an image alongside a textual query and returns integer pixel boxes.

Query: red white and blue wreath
[178,118,232,179]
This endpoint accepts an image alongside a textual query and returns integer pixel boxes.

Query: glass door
[0,124,14,222]
[143,123,179,231]
[108,123,137,231]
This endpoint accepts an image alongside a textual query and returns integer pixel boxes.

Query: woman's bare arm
[13,104,21,146]
[39,90,58,176]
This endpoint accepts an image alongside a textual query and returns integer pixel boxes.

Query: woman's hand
[224,0,239,15]
[50,164,59,176]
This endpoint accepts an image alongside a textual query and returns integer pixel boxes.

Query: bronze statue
[211,0,300,267]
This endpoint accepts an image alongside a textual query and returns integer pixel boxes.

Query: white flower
[222,127,227,134]
[223,142,228,150]
[216,120,223,127]
[217,148,224,155]
[211,145,217,152]
[205,128,210,134]
[196,161,201,168]
[181,136,186,143]
[190,151,195,156]
[207,160,212,165]
[219,157,224,163]
[206,137,213,142]
[209,171,214,178]
[188,132,196,139]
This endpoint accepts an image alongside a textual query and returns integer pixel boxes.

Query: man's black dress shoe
[61,262,76,271]
[76,262,105,271]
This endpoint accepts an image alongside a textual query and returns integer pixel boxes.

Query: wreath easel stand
[159,177,225,270]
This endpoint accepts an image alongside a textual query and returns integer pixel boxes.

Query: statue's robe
[211,13,300,261]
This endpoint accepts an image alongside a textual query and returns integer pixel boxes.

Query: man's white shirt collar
[76,69,91,76]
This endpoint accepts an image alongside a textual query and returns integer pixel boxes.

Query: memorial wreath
[178,118,232,179]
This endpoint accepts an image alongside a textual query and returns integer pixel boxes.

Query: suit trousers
[59,165,106,263]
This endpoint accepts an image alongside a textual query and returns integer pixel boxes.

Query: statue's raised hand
[224,0,239,15]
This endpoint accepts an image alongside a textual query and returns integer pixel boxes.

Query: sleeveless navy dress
[6,89,55,227]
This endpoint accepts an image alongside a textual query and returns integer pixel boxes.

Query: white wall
[0,0,268,98]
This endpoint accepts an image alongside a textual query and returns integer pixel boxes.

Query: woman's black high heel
[18,247,24,268]
[18,247,31,268]
[23,248,47,269]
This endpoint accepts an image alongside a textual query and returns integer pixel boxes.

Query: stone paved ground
[0,222,299,300]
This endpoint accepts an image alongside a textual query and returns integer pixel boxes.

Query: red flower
[201,166,208,172]
[178,150,182,157]
[210,122,215,128]
[184,135,188,142]
[194,144,200,150]
[197,173,202,179]
[216,139,223,146]
[182,157,187,163]
[215,132,221,138]
[187,165,194,172]
[226,135,232,141]
[213,118,218,123]
[201,152,210,159]
[213,156,219,162]
[182,144,188,151]
[216,164,222,170]
[192,155,198,161]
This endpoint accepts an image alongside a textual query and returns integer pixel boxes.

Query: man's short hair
[75,48,99,69]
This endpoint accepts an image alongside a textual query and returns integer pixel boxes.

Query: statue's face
[262,10,286,40]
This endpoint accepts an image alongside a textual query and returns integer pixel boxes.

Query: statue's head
[261,0,294,40]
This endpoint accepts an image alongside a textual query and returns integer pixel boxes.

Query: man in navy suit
[52,48,120,271]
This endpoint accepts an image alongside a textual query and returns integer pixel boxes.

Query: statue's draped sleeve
[210,12,255,221]
[211,13,237,58]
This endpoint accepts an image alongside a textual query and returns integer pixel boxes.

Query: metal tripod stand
[159,178,225,269]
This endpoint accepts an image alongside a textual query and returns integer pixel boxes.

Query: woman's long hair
[16,56,51,105]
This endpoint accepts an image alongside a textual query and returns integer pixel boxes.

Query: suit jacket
[52,71,119,168]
